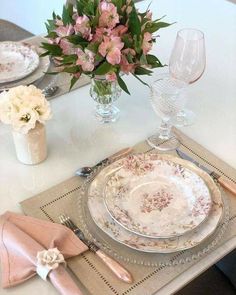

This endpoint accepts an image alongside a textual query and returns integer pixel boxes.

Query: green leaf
[70,76,79,90]
[87,42,99,54]
[116,74,130,95]
[132,74,150,87]
[92,5,100,27]
[62,4,73,25]
[146,54,159,64]
[63,66,81,73]
[66,35,89,48]
[94,62,113,75]
[153,15,167,22]
[95,54,104,64]
[151,62,166,68]
[145,21,172,33]
[45,31,58,39]
[67,3,74,16]
[76,0,84,15]
[62,54,77,64]
[41,42,62,56]
[84,1,94,15]
[111,0,122,13]
[140,54,147,64]
[128,6,141,36]
[122,34,133,48]
[44,71,59,75]
[93,0,99,10]
[45,19,56,33]
[146,55,165,68]
[134,35,142,54]
[40,51,50,57]
[134,66,153,75]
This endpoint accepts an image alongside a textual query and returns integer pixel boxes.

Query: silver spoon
[75,147,133,177]
[42,85,59,98]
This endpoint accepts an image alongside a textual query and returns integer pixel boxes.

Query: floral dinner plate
[104,154,212,238]
[0,42,39,84]
[87,154,223,253]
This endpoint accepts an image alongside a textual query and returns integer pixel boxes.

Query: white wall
[0,0,66,35]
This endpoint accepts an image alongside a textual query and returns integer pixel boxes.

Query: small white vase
[12,123,47,165]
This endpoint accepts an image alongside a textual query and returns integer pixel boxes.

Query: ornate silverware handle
[73,226,133,283]
[95,249,133,284]
[211,172,236,196]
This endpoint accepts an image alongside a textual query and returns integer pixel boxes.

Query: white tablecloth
[0,0,235,294]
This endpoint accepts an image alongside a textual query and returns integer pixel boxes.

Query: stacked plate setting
[0,41,49,90]
[88,153,224,253]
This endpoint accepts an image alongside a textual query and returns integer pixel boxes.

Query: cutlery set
[59,215,133,284]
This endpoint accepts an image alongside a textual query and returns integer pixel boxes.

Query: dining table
[0,0,236,294]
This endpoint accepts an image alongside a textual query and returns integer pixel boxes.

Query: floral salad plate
[0,42,39,84]
[88,154,223,253]
[104,154,212,238]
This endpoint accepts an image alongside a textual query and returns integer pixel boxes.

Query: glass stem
[159,119,171,140]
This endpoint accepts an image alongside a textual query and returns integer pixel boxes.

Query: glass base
[172,109,196,127]
[95,104,120,123]
[147,134,180,151]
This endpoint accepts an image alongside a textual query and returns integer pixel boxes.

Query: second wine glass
[169,28,206,126]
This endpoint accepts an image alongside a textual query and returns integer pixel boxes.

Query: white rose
[0,85,52,133]
[12,107,39,134]
[37,248,65,270]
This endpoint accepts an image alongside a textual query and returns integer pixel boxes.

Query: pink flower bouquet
[42,0,171,94]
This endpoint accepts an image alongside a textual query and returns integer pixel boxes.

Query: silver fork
[59,214,133,283]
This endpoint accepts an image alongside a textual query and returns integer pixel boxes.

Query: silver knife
[59,215,133,284]
[176,149,236,196]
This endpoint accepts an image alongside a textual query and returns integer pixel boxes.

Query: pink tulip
[106,72,117,82]
[74,15,92,40]
[76,48,95,72]
[99,2,119,29]
[142,32,153,54]
[99,36,124,65]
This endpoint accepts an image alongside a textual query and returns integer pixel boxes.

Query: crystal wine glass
[147,73,187,151]
[169,28,206,126]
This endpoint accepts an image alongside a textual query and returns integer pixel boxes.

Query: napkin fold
[0,211,88,295]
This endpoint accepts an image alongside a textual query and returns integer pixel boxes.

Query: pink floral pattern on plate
[140,190,173,213]
[104,153,213,238]
[88,154,223,253]
[122,154,155,176]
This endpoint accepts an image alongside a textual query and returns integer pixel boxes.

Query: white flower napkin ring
[36,248,66,281]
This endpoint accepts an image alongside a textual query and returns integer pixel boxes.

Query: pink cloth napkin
[0,211,88,295]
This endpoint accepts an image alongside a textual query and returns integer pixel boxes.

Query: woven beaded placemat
[20,129,236,295]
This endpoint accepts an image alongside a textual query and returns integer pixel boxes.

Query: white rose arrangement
[0,85,52,134]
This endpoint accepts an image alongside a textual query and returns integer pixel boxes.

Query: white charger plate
[88,154,223,253]
[104,154,212,238]
[0,42,39,83]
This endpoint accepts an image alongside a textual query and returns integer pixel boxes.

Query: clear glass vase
[90,76,121,123]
